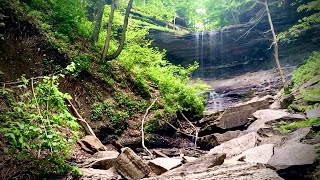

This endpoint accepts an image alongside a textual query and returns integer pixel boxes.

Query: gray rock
[93,151,119,159]
[115,147,151,180]
[306,107,320,118]
[80,167,121,180]
[148,158,182,175]
[200,97,271,133]
[160,153,226,175]
[214,130,241,144]
[281,113,306,121]
[268,141,317,170]
[209,132,258,158]
[217,97,270,129]
[248,109,290,132]
[227,144,274,164]
[144,162,283,180]
[280,94,294,109]
[81,151,119,170]
[78,135,107,154]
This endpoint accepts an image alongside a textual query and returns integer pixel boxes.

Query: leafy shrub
[0,75,80,161]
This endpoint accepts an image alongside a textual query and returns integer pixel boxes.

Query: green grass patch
[277,117,320,134]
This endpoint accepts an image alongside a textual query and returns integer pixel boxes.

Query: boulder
[78,135,107,154]
[209,132,258,158]
[80,167,121,180]
[268,141,317,170]
[306,107,320,118]
[200,97,271,134]
[144,162,283,180]
[115,147,151,180]
[280,94,294,109]
[197,134,218,149]
[93,151,119,159]
[81,151,119,170]
[227,144,274,164]
[214,130,242,145]
[217,97,271,129]
[148,158,182,175]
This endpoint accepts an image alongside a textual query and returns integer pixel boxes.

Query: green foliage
[0,74,80,170]
[291,52,320,109]
[280,0,320,40]
[277,117,320,134]
[91,92,147,134]
[292,52,320,88]
[118,22,208,116]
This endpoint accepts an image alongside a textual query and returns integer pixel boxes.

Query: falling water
[195,31,200,63]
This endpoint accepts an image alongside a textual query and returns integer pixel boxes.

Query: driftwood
[67,99,96,137]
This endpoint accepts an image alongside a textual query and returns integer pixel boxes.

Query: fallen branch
[67,99,96,137]
[180,111,200,147]
[141,97,158,157]
[164,120,195,138]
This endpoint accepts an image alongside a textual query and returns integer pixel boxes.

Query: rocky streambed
[75,91,319,179]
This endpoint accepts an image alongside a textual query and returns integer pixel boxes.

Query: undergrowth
[277,118,320,134]
[291,51,320,111]
[0,67,81,174]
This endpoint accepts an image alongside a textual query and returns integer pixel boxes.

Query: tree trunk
[264,0,287,88]
[105,0,133,61]
[92,0,105,44]
[101,0,116,61]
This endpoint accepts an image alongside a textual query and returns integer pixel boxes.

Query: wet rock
[227,144,274,164]
[78,135,107,154]
[268,141,317,170]
[148,158,182,175]
[306,107,320,118]
[115,147,151,180]
[80,167,121,180]
[144,162,283,180]
[209,132,258,158]
[197,134,218,149]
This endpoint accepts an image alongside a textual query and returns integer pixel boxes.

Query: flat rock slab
[268,141,317,170]
[248,109,290,132]
[227,144,274,164]
[80,167,121,180]
[144,162,283,180]
[217,97,271,129]
[148,158,182,175]
[209,132,258,158]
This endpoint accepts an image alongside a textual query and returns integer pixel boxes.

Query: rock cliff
[148,2,320,78]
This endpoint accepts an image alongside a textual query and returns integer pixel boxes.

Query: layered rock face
[148,2,320,78]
